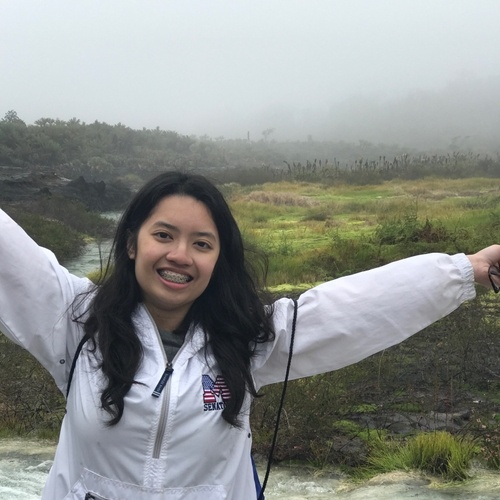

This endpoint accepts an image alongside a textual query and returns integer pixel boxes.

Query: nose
[166,240,193,265]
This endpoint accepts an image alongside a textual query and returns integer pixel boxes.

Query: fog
[1,0,499,150]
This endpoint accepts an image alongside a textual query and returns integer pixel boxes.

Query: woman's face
[128,195,220,331]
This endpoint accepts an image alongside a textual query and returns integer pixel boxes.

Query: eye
[195,241,212,250]
[155,231,172,240]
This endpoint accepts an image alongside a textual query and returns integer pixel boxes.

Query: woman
[1,171,499,500]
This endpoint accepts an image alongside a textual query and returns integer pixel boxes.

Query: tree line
[2,110,500,187]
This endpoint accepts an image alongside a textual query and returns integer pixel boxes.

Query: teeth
[159,270,191,284]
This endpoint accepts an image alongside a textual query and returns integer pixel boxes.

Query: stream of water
[2,438,500,499]
[64,238,113,277]
[63,211,119,278]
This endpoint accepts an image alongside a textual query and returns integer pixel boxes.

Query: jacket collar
[134,303,206,360]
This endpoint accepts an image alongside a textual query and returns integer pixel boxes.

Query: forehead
[146,195,217,229]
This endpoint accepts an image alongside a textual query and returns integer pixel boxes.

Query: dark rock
[0,166,131,211]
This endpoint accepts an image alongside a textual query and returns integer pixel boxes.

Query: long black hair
[83,171,275,426]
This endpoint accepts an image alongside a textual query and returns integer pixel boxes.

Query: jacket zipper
[152,362,173,398]
[152,362,174,459]
[152,369,171,459]
[144,306,181,460]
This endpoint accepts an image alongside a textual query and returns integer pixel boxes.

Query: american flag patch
[202,374,231,404]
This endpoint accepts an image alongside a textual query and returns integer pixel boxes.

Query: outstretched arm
[0,208,91,392]
[255,251,477,387]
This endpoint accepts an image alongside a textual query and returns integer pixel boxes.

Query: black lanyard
[258,298,298,500]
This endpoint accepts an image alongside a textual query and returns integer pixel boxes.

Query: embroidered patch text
[202,374,231,412]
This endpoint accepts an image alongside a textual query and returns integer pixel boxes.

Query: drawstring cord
[258,298,298,500]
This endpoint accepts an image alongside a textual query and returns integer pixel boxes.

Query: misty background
[1,0,499,152]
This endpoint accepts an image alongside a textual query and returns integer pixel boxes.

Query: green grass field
[228,177,500,288]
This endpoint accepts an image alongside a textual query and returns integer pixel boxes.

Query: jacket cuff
[451,253,476,302]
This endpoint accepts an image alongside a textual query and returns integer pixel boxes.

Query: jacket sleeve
[252,252,476,390]
[0,208,92,393]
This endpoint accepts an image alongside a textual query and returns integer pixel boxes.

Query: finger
[488,266,500,293]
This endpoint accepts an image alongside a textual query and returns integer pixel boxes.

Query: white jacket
[0,209,476,499]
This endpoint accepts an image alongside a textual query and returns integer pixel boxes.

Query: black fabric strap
[66,333,90,399]
[258,298,298,500]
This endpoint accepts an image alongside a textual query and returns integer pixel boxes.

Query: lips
[158,269,192,284]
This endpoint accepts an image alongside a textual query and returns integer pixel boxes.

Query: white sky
[1,0,499,144]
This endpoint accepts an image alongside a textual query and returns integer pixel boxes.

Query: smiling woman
[1,171,500,500]
[128,195,221,332]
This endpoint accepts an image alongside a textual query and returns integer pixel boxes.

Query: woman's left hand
[467,244,500,290]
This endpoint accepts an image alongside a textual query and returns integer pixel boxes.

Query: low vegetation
[3,197,115,262]
[364,431,477,481]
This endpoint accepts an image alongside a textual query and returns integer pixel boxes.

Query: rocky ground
[0,165,131,211]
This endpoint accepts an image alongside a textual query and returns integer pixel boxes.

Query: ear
[127,233,136,259]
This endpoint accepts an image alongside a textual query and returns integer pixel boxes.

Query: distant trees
[262,128,275,141]
[2,110,25,124]
[1,111,499,186]
[0,112,204,181]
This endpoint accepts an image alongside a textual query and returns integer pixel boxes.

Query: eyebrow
[151,221,218,241]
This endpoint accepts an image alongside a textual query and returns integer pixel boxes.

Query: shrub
[9,212,85,261]
[4,197,115,262]
[367,431,476,480]
[405,431,476,479]
[0,336,64,434]
[473,413,500,469]
[25,196,115,239]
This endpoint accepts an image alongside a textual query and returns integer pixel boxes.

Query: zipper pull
[152,362,174,398]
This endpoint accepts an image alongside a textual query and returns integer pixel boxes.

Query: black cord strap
[258,298,298,500]
[66,333,90,399]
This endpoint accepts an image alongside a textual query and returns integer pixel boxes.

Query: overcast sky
[1,1,499,147]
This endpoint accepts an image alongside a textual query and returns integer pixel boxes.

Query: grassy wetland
[230,176,500,288]
[3,169,500,481]
[229,175,500,479]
